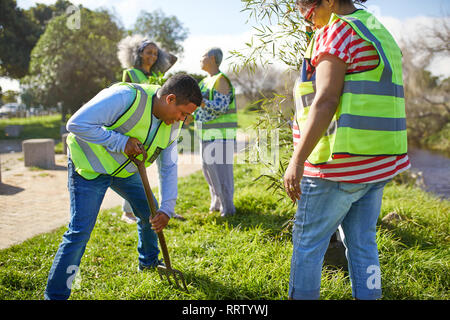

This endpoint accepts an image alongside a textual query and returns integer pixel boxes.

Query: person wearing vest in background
[195,47,238,217]
[44,74,202,300]
[285,0,410,300]
[117,35,182,223]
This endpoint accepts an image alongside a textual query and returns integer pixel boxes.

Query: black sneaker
[324,239,347,270]
[173,213,186,221]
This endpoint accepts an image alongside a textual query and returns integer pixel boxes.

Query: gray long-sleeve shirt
[66,85,177,217]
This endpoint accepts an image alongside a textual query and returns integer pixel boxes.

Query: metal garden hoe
[129,145,188,292]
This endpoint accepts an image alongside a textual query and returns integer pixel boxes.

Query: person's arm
[195,77,232,122]
[283,53,347,202]
[66,86,137,153]
[149,141,178,232]
[156,141,178,217]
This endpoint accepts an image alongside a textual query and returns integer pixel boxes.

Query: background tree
[0,0,73,79]
[25,0,72,31]
[229,66,296,112]
[1,90,19,104]
[166,71,205,83]
[0,0,41,78]
[22,6,124,122]
[133,9,189,55]
[401,16,450,153]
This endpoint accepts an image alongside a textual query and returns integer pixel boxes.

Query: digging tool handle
[135,161,173,269]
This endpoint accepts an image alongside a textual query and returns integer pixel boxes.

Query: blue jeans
[44,159,160,300]
[289,177,389,300]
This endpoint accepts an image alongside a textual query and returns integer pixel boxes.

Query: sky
[2,0,449,92]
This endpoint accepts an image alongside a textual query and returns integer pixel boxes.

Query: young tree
[229,66,296,111]
[228,1,309,200]
[230,0,309,72]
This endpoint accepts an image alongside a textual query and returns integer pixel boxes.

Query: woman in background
[117,34,182,223]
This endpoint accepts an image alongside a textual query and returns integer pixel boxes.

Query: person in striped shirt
[285,0,409,300]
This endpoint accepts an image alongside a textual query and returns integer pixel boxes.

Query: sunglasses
[301,1,319,26]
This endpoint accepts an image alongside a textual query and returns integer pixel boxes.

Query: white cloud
[0,78,20,92]
[170,30,254,75]
[379,15,450,78]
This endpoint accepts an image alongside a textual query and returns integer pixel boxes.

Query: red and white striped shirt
[293,18,410,183]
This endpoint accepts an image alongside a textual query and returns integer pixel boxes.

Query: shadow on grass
[183,270,259,299]
[211,206,292,239]
[378,220,439,249]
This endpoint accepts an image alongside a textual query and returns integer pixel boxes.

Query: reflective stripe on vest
[67,82,182,179]
[294,10,407,164]
[195,72,237,140]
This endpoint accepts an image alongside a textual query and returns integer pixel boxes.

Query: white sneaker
[121,212,137,224]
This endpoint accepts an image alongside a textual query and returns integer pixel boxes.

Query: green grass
[237,109,261,130]
[426,122,450,155]
[0,115,62,140]
[0,162,448,300]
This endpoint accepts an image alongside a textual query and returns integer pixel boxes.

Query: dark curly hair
[159,74,203,107]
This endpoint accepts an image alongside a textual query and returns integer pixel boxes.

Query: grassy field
[0,115,62,140]
[0,161,448,300]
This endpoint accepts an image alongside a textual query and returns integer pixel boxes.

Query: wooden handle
[132,152,172,269]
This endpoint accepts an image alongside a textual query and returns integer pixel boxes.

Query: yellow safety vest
[294,10,407,164]
[67,83,182,179]
[195,72,237,141]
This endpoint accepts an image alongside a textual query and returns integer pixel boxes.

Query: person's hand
[124,137,144,157]
[201,100,206,108]
[283,157,304,203]
[150,211,170,233]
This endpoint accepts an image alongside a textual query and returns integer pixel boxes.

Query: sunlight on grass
[0,163,448,300]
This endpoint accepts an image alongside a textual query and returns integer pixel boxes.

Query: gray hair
[117,34,154,69]
[205,47,223,67]
[117,34,178,74]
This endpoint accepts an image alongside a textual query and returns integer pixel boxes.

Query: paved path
[0,152,203,250]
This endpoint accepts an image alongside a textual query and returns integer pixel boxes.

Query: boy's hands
[151,212,170,233]
[124,137,170,233]
[124,137,144,157]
